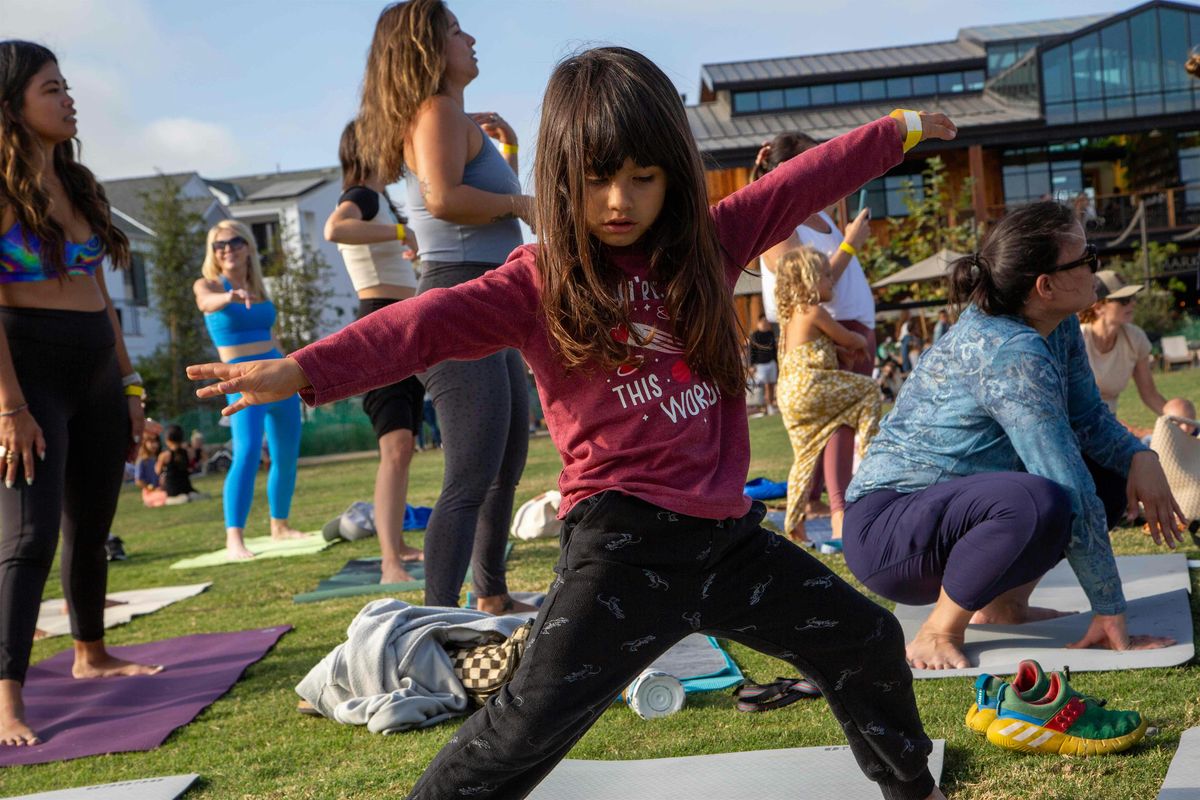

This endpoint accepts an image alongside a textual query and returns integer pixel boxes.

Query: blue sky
[9,0,1140,184]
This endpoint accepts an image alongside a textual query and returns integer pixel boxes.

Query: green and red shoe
[985,670,1146,756]
[965,659,1050,734]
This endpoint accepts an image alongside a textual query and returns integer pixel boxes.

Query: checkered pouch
[447,621,532,707]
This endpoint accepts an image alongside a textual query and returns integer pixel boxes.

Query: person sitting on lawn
[843,201,1185,671]
[135,433,168,508]
[157,424,202,505]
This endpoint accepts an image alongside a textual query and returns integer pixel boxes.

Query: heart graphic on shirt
[616,356,644,377]
[611,325,629,344]
[671,360,692,383]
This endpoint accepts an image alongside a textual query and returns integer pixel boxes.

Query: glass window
[1042,44,1073,103]
[759,89,784,111]
[809,84,835,105]
[733,92,759,113]
[1045,102,1075,125]
[1180,132,1200,212]
[1075,99,1105,122]
[861,79,886,101]
[1135,93,1165,116]
[912,73,937,95]
[1051,159,1083,201]
[1160,8,1190,90]
[988,44,1017,76]
[937,72,963,93]
[784,86,809,108]
[884,174,925,217]
[964,69,985,91]
[1071,33,1102,101]
[124,251,149,306]
[885,76,911,98]
[835,82,861,103]
[1099,20,1132,102]
[1130,9,1162,94]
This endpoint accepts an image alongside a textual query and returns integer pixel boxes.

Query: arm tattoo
[418,178,432,201]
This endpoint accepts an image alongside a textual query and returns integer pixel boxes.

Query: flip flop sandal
[296,700,322,717]
[734,677,821,712]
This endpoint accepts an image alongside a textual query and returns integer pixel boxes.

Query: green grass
[5,369,1200,799]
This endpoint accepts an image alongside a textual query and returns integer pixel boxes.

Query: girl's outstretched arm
[189,359,310,416]
[713,111,956,269]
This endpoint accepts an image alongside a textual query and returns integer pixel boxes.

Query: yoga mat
[0,626,290,767]
[3,775,199,800]
[1158,727,1200,800]
[744,477,787,501]
[647,634,744,694]
[896,555,1194,678]
[170,533,330,570]
[528,740,945,799]
[35,584,211,639]
[293,542,514,604]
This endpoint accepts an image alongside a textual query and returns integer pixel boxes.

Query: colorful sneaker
[986,670,1147,756]
[965,659,1050,734]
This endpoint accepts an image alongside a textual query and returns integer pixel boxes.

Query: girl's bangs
[579,82,679,178]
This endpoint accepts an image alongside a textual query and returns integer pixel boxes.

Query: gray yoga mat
[36,584,210,639]
[1158,727,1200,800]
[528,740,944,799]
[896,554,1194,678]
[2,775,198,800]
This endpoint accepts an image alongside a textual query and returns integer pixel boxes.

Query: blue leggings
[223,350,302,529]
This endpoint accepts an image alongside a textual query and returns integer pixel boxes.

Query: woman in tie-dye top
[0,41,160,749]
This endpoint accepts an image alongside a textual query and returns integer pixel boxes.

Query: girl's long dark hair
[750,132,819,182]
[949,200,1076,317]
[0,40,129,275]
[533,47,744,397]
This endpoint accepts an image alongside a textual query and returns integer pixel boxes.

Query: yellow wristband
[501,142,518,156]
[839,241,858,257]
[890,109,922,153]
[395,223,406,242]
[124,384,145,398]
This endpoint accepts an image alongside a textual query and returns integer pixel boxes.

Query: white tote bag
[510,491,562,541]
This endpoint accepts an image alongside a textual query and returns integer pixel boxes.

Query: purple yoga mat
[0,626,290,767]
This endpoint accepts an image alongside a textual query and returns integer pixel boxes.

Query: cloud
[137,119,243,175]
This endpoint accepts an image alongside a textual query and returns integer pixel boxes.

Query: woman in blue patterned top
[844,202,1185,670]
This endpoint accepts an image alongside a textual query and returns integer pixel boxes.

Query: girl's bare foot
[226,538,256,560]
[0,680,38,746]
[72,641,163,680]
[787,519,810,547]
[269,519,307,540]
[397,545,424,563]
[476,594,538,615]
[906,625,970,670]
[33,628,48,641]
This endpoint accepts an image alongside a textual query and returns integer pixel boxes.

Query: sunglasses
[1049,243,1099,274]
[212,236,248,253]
[1109,296,1134,306]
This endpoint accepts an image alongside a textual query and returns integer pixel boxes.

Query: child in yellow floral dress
[776,247,881,544]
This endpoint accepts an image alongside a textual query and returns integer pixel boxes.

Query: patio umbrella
[871,249,968,288]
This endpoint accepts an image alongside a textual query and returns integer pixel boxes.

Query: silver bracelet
[122,371,144,388]
[0,403,28,417]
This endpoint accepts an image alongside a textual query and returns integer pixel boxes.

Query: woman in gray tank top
[357,0,536,614]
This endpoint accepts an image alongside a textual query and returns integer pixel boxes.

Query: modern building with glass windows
[690,0,1200,300]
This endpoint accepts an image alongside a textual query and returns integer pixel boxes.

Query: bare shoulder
[413,95,468,132]
[193,277,222,296]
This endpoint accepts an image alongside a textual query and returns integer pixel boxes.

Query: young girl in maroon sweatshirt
[189,46,954,800]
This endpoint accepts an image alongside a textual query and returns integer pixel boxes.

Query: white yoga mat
[896,555,1194,678]
[35,584,211,639]
[1158,727,1200,800]
[528,740,945,799]
[649,633,729,678]
[3,775,198,800]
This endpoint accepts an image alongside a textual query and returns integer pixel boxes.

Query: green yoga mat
[170,533,332,570]
[293,542,513,603]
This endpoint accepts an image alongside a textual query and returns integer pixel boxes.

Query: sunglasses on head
[212,236,248,253]
[1049,243,1099,274]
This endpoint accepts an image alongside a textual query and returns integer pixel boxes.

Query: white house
[101,167,360,363]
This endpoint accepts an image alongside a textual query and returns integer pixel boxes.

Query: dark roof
[957,13,1109,43]
[688,92,1041,158]
[101,172,216,229]
[702,40,983,89]
[220,166,339,206]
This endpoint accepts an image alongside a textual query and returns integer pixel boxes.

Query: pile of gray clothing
[296,599,528,734]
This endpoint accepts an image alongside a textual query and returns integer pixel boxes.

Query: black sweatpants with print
[407,492,935,800]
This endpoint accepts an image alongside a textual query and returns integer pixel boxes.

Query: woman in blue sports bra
[193,220,303,560]
[0,41,161,748]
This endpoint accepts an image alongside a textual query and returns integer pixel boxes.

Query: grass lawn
[5,368,1200,799]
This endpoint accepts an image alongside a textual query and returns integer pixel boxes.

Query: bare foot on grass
[0,681,38,746]
[226,541,256,560]
[380,563,415,584]
[906,626,970,670]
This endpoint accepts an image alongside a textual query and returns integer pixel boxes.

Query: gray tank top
[405,127,523,264]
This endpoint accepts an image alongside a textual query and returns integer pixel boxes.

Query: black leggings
[408,493,935,800]
[0,307,128,683]
[417,262,529,606]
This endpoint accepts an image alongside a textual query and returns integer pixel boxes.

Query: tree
[136,176,214,418]
[858,156,978,305]
[262,219,334,355]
